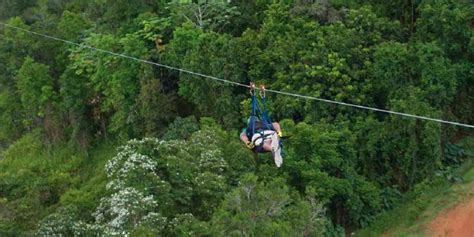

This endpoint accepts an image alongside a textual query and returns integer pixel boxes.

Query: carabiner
[249,82,256,95]
[259,85,266,98]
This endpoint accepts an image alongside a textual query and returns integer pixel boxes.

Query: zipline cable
[265,88,473,128]
[1,22,473,129]
[0,22,249,89]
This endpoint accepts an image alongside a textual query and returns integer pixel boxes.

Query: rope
[266,89,474,128]
[1,22,473,129]
[0,22,249,89]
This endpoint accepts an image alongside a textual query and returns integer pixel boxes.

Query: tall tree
[16,57,62,141]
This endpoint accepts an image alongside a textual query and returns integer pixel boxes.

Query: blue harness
[246,91,276,152]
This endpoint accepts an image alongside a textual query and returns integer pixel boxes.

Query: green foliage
[15,56,65,142]
[37,205,81,236]
[137,75,178,137]
[0,131,83,232]
[168,213,209,236]
[0,0,38,20]
[233,4,403,121]
[45,121,250,236]
[65,30,177,139]
[415,42,457,108]
[164,24,246,127]
[100,0,167,31]
[227,1,270,35]
[0,18,35,144]
[211,173,328,236]
[357,162,474,237]
[169,0,240,32]
[416,1,473,60]
[373,41,411,98]
[291,0,347,24]
[57,10,93,40]
[0,89,22,144]
[163,116,199,140]
[16,57,55,120]
[0,0,473,235]
[284,121,381,227]
[355,93,442,191]
[0,17,34,79]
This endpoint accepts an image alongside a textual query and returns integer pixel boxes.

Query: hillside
[358,137,474,236]
[381,164,474,237]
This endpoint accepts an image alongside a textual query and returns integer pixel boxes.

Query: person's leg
[260,133,283,167]
[261,130,276,152]
[262,132,280,152]
[270,132,282,167]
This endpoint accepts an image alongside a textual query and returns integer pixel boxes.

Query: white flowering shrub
[37,126,235,236]
[105,138,161,181]
[36,205,79,236]
[97,129,231,234]
[93,187,166,236]
[36,205,104,236]
[192,130,227,174]
[104,138,172,201]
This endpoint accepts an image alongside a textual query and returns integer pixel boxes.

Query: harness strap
[249,94,259,137]
[251,130,273,152]
[261,96,275,131]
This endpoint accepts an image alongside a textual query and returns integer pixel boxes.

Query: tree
[93,187,167,236]
[0,89,22,145]
[211,173,328,236]
[164,24,246,127]
[162,116,199,140]
[47,119,253,235]
[67,33,150,138]
[414,1,473,129]
[101,0,168,31]
[16,57,56,130]
[57,10,93,41]
[169,0,240,33]
[355,89,442,191]
[0,17,34,86]
[415,42,457,109]
[283,121,381,227]
[0,18,33,143]
[416,1,473,61]
[2,1,473,235]
[291,0,347,24]
[137,73,178,137]
[0,0,37,20]
[228,0,271,35]
[37,205,81,236]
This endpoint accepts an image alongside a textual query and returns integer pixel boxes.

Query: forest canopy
[0,0,473,236]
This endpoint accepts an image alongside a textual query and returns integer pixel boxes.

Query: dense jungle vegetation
[0,0,473,236]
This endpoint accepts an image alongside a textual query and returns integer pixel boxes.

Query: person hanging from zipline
[240,119,283,152]
[240,83,284,167]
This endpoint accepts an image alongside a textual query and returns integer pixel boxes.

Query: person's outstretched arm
[240,132,250,143]
[272,122,283,137]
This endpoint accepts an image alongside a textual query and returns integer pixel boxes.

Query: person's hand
[246,141,255,149]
